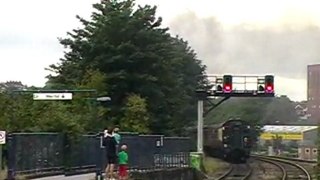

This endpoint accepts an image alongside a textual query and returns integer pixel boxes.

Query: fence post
[63,133,72,175]
[95,132,104,180]
[7,134,16,180]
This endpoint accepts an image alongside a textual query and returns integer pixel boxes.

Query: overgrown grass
[0,169,6,180]
[202,156,229,175]
[0,168,27,180]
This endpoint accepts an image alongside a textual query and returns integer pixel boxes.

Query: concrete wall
[303,128,317,145]
[131,168,204,180]
[298,145,317,160]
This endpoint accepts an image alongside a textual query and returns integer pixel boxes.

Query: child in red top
[118,144,128,180]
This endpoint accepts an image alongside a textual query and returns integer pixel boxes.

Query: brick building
[307,64,320,123]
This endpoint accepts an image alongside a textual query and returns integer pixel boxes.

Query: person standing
[104,127,117,180]
[113,127,121,145]
[118,144,129,180]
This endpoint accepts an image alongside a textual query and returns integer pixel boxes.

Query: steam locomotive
[188,118,254,163]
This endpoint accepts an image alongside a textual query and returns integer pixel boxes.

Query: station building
[259,125,318,160]
[260,125,317,142]
[307,64,320,123]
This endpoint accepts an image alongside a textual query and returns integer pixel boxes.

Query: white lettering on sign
[33,93,73,100]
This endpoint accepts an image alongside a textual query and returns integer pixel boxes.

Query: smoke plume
[168,12,320,79]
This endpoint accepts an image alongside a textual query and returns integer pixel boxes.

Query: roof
[262,125,317,133]
[308,64,320,68]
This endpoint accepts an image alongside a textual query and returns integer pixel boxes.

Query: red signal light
[223,84,232,92]
[265,84,274,93]
[265,75,274,93]
[223,75,232,93]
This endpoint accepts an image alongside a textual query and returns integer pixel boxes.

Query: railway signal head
[257,78,265,93]
[223,75,232,93]
[265,75,274,93]
[215,78,223,92]
[258,85,264,91]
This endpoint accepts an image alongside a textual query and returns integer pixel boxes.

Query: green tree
[0,93,12,130]
[0,78,109,135]
[6,93,84,135]
[262,95,298,124]
[74,69,110,131]
[77,69,108,94]
[204,97,271,125]
[121,94,150,133]
[205,96,298,126]
[46,0,206,134]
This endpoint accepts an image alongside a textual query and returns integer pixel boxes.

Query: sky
[1,0,320,101]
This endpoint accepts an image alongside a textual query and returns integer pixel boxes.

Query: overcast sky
[1,0,320,101]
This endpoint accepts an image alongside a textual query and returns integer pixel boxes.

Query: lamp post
[96,97,111,102]
[88,96,111,130]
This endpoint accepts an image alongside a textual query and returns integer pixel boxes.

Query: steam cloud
[168,12,320,79]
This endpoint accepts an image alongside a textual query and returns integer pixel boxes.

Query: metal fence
[162,137,193,153]
[66,135,100,171]
[5,132,192,179]
[153,153,190,168]
[6,133,64,177]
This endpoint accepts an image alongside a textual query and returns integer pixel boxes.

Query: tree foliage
[205,96,299,125]
[120,94,150,133]
[0,79,108,136]
[0,1,300,137]
[0,0,207,135]
[45,0,206,134]
[0,93,84,135]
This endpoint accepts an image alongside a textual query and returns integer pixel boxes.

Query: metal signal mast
[196,74,275,153]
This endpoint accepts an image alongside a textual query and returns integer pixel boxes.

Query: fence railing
[6,133,64,178]
[5,132,192,179]
[153,153,190,168]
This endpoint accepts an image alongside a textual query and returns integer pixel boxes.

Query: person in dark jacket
[104,127,117,180]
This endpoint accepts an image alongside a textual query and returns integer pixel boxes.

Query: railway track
[264,156,316,163]
[252,155,312,180]
[216,163,252,180]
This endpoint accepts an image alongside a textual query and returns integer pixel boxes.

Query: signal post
[196,74,275,153]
